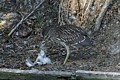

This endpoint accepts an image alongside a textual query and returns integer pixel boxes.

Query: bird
[41,24,92,64]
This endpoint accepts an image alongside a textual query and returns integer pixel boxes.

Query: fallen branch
[8,0,46,37]
[1,68,120,79]
[0,68,72,77]
[76,70,120,79]
[93,0,113,32]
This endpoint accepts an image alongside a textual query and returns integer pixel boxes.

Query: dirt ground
[0,0,120,72]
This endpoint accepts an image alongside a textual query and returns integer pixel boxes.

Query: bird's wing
[56,25,92,47]
[56,25,85,45]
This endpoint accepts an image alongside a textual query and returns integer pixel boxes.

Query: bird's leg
[60,42,70,64]
[64,45,70,64]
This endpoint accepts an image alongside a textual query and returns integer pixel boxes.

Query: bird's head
[42,25,57,40]
[42,26,51,40]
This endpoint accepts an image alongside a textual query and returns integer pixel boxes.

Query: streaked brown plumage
[42,24,92,64]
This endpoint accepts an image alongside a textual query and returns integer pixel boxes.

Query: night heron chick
[42,24,92,64]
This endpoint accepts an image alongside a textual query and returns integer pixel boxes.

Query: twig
[8,0,46,37]
[84,0,94,15]
[58,0,62,24]
[8,17,24,36]
[82,0,87,14]
[93,0,113,32]
[58,0,64,25]
[66,0,69,20]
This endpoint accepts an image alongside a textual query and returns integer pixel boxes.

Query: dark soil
[0,0,120,72]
